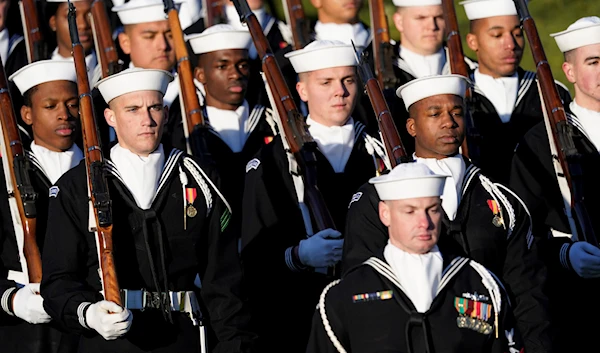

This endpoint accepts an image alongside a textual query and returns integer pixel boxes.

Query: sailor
[460,0,572,183]
[509,16,600,352]
[307,163,524,353]
[40,68,256,352]
[0,60,82,353]
[241,39,387,353]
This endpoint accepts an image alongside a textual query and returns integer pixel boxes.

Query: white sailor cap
[112,0,182,25]
[550,17,600,53]
[396,74,469,110]
[392,0,441,7]
[95,68,174,103]
[284,40,357,74]
[370,162,447,201]
[459,0,518,20]
[9,60,77,94]
[186,24,252,55]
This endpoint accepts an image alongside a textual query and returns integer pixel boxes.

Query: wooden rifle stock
[282,0,310,50]
[441,0,480,164]
[513,0,597,246]
[355,48,411,168]
[232,0,337,240]
[164,0,211,160]
[68,2,121,305]
[368,0,396,91]
[19,0,45,63]
[89,0,122,78]
[0,56,41,283]
[203,0,226,28]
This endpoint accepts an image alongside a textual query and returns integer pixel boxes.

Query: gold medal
[186,204,197,218]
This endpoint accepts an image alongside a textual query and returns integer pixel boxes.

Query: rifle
[513,0,597,246]
[19,0,45,63]
[354,45,411,168]
[164,0,211,160]
[68,1,121,304]
[441,0,480,164]
[368,0,396,91]
[89,0,122,78]
[232,0,338,274]
[282,0,310,50]
[202,0,226,28]
[0,57,41,283]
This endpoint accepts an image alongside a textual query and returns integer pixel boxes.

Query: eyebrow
[585,56,600,62]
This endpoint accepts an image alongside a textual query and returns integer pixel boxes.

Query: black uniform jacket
[470,67,572,184]
[342,162,551,353]
[307,253,523,353]
[240,121,386,352]
[40,147,255,353]
[0,153,80,353]
[509,111,600,352]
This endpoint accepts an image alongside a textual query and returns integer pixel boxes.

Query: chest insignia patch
[454,296,494,335]
[352,290,393,303]
[246,158,261,173]
[49,186,60,198]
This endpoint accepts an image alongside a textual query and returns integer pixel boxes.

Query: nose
[417,210,432,229]
[157,34,168,51]
[334,80,350,97]
[440,111,459,129]
[57,104,69,120]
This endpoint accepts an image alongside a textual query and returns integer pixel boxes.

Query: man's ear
[406,117,417,137]
[562,61,576,84]
[466,33,478,52]
[20,106,33,126]
[379,201,391,227]
[163,105,169,125]
[296,81,309,102]
[392,11,404,33]
[118,31,131,55]
[194,66,206,84]
[49,16,57,32]
[104,108,117,128]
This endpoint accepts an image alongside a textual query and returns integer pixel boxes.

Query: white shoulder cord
[469,261,501,338]
[363,133,391,172]
[318,279,347,353]
[479,174,516,238]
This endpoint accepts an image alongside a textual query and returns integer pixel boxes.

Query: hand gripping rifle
[0,56,41,283]
[202,0,226,28]
[68,1,121,304]
[368,0,397,91]
[164,0,211,161]
[513,0,597,246]
[232,0,338,275]
[89,0,122,78]
[441,0,480,165]
[354,44,412,168]
[282,0,310,50]
[19,0,45,63]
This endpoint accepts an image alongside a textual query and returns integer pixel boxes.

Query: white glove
[86,300,133,340]
[569,242,600,278]
[12,283,51,324]
[298,229,343,268]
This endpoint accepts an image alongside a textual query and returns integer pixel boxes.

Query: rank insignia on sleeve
[348,192,363,209]
[49,186,60,198]
[454,297,494,335]
[486,199,504,228]
[246,158,261,173]
[352,290,393,303]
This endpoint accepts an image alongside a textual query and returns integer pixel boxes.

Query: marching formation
[0,0,597,352]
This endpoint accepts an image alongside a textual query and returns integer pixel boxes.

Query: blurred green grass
[268,0,600,94]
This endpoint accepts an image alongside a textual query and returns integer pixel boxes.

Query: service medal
[187,204,197,218]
